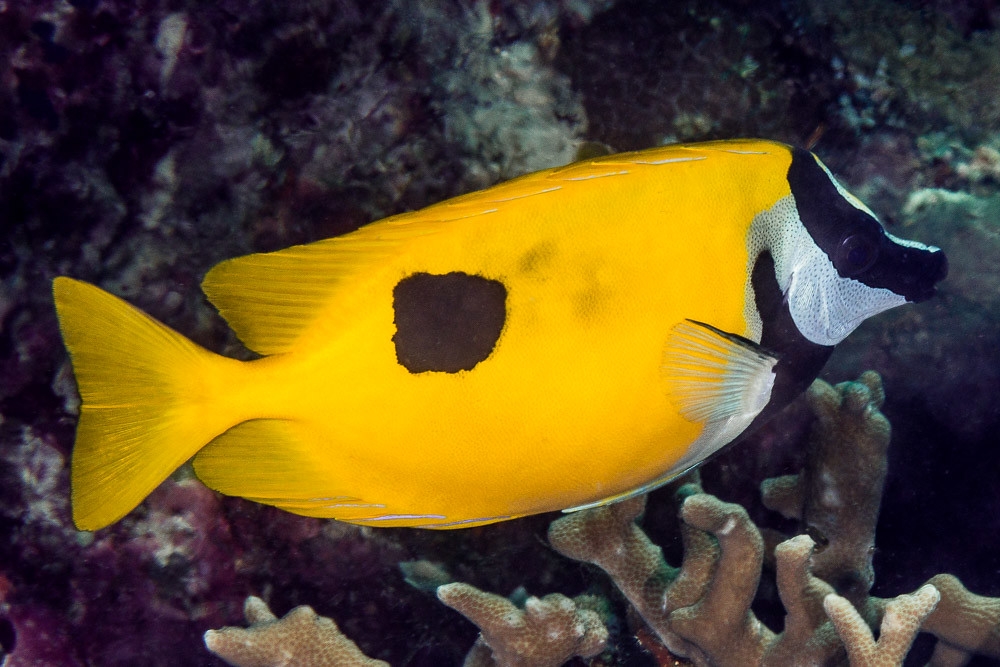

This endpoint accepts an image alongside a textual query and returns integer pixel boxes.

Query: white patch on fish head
[748,149,947,347]
[749,195,907,346]
[779,216,907,346]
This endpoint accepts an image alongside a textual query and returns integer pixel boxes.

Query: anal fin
[192,419,378,518]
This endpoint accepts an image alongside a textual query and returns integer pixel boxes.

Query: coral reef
[556,0,804,149]
[807,0,1000,143]
[3,0,1000,665]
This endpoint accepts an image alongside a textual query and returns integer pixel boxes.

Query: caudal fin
[53,277,235,530]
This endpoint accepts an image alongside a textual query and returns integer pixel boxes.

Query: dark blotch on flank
[393,272,507,373]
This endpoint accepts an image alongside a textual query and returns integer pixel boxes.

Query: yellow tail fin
[53,277,236,530]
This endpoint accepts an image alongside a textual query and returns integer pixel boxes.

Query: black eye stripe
[787,148,884,273]
[787,148,945,301]
[837,232,879,276]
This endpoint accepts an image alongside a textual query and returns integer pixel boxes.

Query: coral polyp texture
[205,596,388,667]
[436,584,608,667]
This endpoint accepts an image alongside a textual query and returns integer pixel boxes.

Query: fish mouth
[905,249,948,303]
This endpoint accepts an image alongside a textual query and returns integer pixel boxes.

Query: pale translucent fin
[563,320,778,515]
[53,277,231,530]
[662,319,777,425]
[192,419,367,518]
[201,222,440,355]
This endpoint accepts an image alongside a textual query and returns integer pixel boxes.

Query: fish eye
[837,232,879,276]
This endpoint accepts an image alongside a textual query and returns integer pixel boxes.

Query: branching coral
[551,487,852,665]
[824,584,939,667]
[922,574,1000,666]
[761,370,889,607]
[436,583,608,667]
[205,596,388,667]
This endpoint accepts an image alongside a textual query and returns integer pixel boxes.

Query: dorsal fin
[201,218,441,355]
[200,171,575,356]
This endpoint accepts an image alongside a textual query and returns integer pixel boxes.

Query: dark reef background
[1,0,999,665]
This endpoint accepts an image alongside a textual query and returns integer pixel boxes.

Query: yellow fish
[53,139,946,531]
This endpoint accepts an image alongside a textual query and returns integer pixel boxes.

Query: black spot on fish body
[393,272,507,374]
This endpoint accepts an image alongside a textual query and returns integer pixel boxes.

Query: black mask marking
[392,272,507,374]
[787,148,947,302]
[745,251,833,431]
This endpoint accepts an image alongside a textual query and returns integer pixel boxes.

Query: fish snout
[905,247,948,302]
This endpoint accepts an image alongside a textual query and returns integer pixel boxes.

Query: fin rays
[53,277,234,530]
[201,224,441,355]
[663,319,777,425]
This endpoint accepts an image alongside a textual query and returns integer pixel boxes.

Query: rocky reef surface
[2,0,999,665]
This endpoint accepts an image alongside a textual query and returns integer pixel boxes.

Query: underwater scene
[2,0,999,665]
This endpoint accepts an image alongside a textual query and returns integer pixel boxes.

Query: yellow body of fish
[53,139,946,530]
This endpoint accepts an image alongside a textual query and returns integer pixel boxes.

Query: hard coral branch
[669,494,771,665]
[550,485,850,666]
[763,535,841,665]
[825,584,940,667]
[204,596,388,667]
[923,573,1000,664]
[762,372,889,607]
[547,495,678,636]
[436,582,608,667]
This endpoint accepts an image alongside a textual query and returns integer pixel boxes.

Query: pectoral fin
[662,319,778,425]
[563,320,778,514]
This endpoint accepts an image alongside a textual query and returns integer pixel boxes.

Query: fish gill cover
[0,0,998,665]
